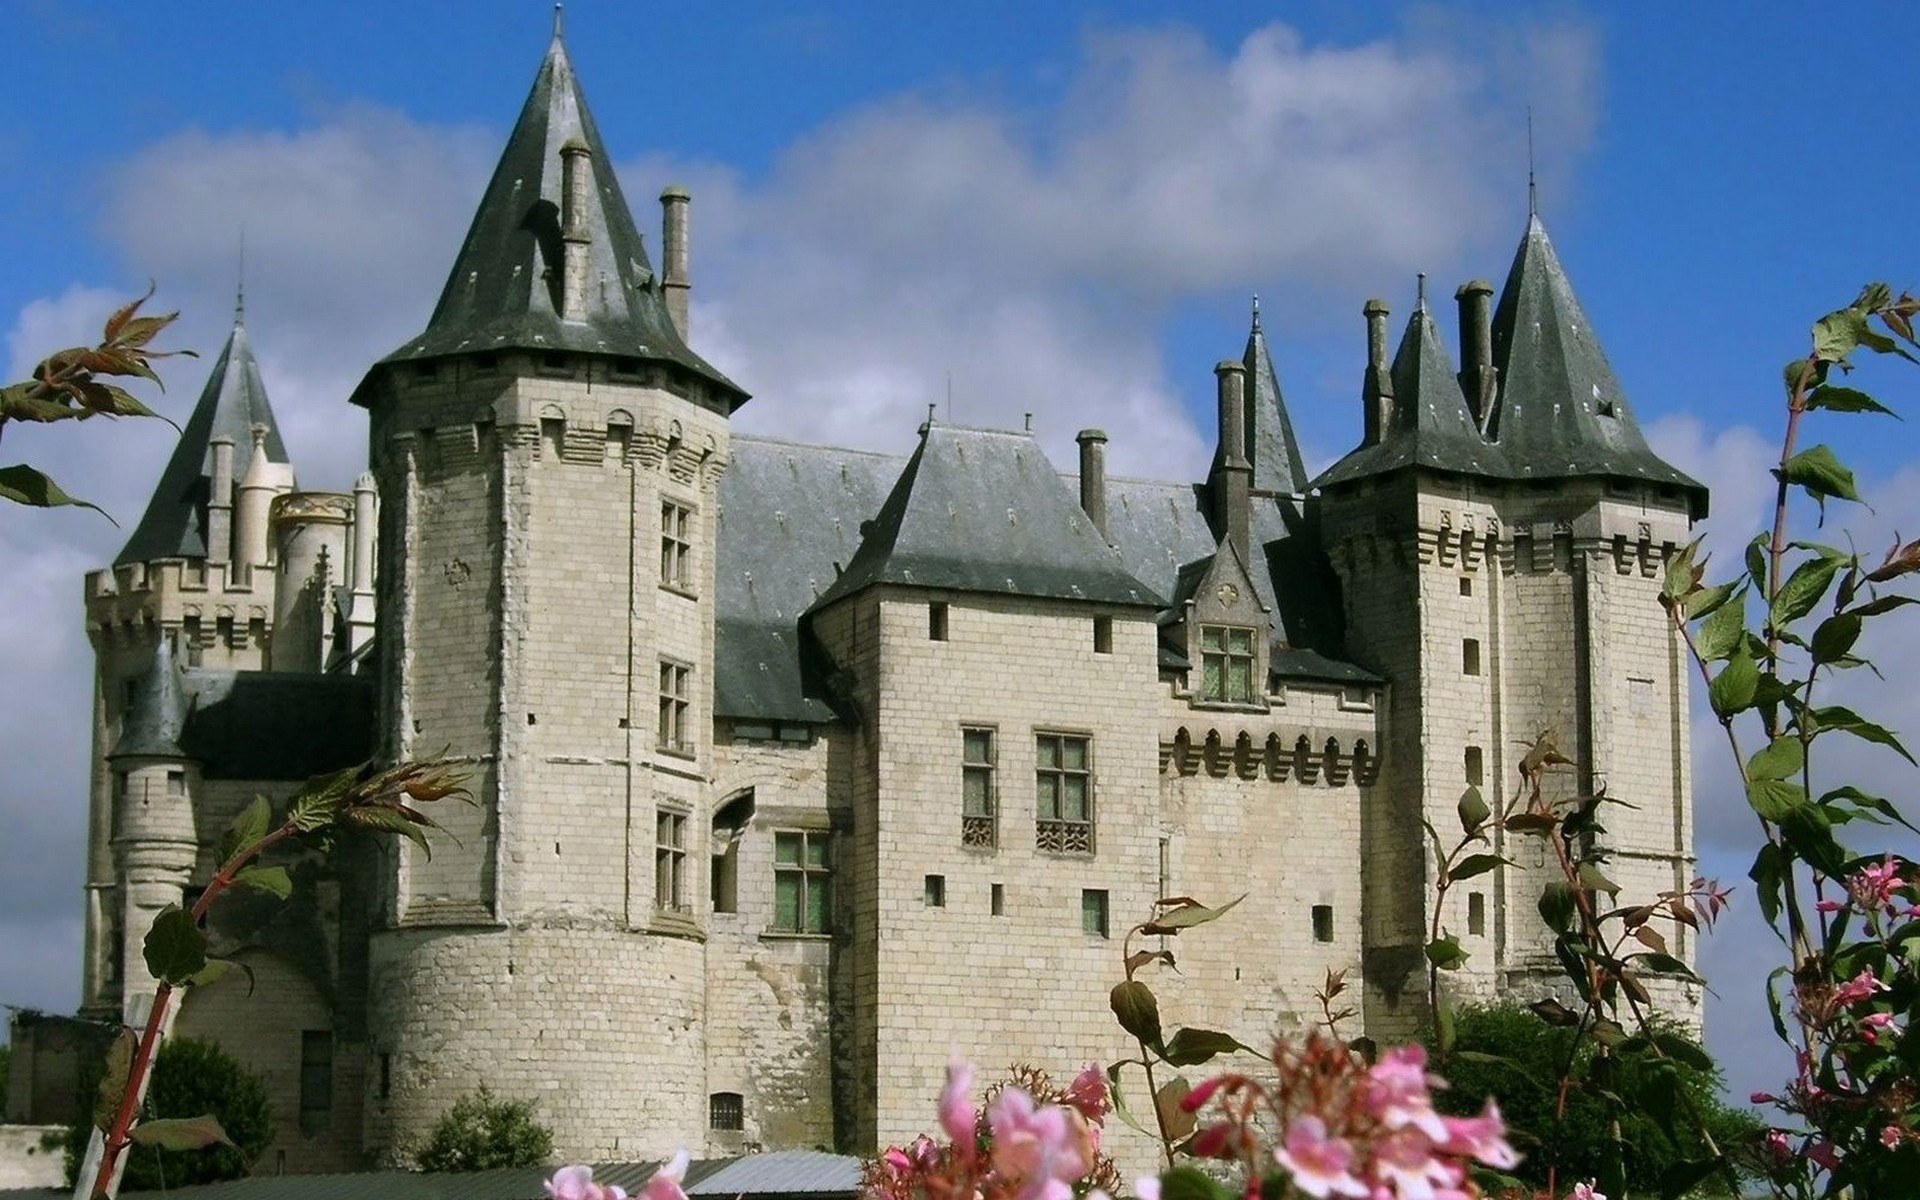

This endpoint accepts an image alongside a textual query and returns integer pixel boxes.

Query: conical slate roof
[116,313,290,566]
[111,635,193,760]
[1487,214,1702,501]
[1313,302,1500,489]
[809,424,1163,613]
[362,30,743,406]
[1239,303,1309,495]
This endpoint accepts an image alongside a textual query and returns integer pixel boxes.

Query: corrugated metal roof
[686,1150,863,1196]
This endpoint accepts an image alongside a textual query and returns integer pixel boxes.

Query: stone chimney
[1455,279,1496,429]
[207,435,235,568]
[559,137,593,321]
[1363,299,1393,445]
[660,185,691,340]
[1075,428,1109,541]
[1213,361,1251,562]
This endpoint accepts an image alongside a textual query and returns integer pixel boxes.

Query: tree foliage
[64,1037,274,1192]
[414,1086,555,1172]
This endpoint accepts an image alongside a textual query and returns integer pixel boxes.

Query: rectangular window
[1459,576,1473,596]
[1464,746,1485,787]
[711,845,737,914]
[1093,616,1113,654]
[660,500,694,590]
[1200,625,1258,703]
[299,1030,333,1134]
[924,875,946,907]
[657,660,692,755]
[1311,904,1334,943]
[655,810,688,913]
[1035,733,1094,853]
[165,770,185,795]
[1462,638,1482,676]
[773,831,831,934]
[929,601,949,641]
[991,883,1005,916]
[710,1092,743,1132]
[1468,891,1486,936]
[1081,889,1110,938]
[378,1052,391,1101]
[961,727,996,847]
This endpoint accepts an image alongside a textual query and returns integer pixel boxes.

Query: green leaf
[1683,578,1739,620]
[1530,997,1579,1026]
[1781,805,1848,876]
[1708,650,1758,718]
[1425,935,1470,971]
[1771,555,1841,627]
[216,796,273,868]
[1538,882,1577,934]
[1161,1167,1235,1200]
[1651,1031,1716,1073]
[231,865,292,900]
[1456,785,1490,834]
[1822,785,1920,834]
[187,956,255,994]
[128,1113,235,1151]
[1662,537,1702,602]
[1777,444,1861,506]
[1746,777,1807,821]
[341,803,433,856]
[94,1029,136,1131]
[1811,613,1863,664]
[1140,894,1245,935]
[1694,596,1746,662]
[1852,594,1919,618]
[1161,1027,1251,1067]
[1806,704,1916,765]
[1813,304,1875,364]
[1746,737,1805,782]
[1807,384,1898,417]
[142,904,207,987]
[0,463,109,517]
[1154,1076,1196,1142]
[1103,1063,1153,1138]
[1576,862,1620,897]
[1110,980,1163,1049]
[1637,952,1702,983]
[1659,1157,1724,1200]
[1749,843,1785,925]
[1450,853,1507,882]
[1745,534,1769,592]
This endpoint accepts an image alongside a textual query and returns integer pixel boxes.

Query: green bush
[1428,1003,1762,1196]
[64,1036,275,1191]
[414,1086,553,1172]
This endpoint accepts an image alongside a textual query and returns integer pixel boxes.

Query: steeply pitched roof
[1240,304,1310,495]
[112,635,192,759]
[116,314,289,565]
[1488,214,1704,504]
[360,31,743,406]
[1313,303,1500,490]
[808,424,1164,613]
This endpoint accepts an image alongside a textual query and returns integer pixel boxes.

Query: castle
[22,22,1704,1176]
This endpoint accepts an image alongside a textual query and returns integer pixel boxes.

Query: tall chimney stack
[1076,428,1109,541]
[1363,299,1393,446]
[660,185,691,340]
[1455,280,1496,428]
[1213,361,1252,562]
[558,138,593,320]
[207,435,235,568]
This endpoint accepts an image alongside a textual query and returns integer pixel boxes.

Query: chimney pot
[1212,362,1251,561]
[660,186,692,340]
[1076,428,1109,541]
[1363,300,1393,445]
[1455,279,1496,427]
[557,139,593,320]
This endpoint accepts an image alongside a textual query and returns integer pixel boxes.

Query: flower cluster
[865,1061,1121,1200]
[547,1151,690,1200]
[1183,1033,1517,1199]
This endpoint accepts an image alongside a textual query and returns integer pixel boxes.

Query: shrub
[63,1036,274,1191]
[414,1086,554,1172]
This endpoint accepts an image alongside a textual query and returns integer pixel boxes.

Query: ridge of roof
[1487,213,1704,502]
[358,32,743,406]
[116,317,290,566]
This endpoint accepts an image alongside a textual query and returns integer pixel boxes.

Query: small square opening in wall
[1462,638,1482,676]
[924,874,946,907]
[1468,891,1486,936]
[929,601,950,641]
[1459,576,1473,596]
[991,883,1005,916]
[1311,904,1334,943]
[1082,889,1110,938]
[709,1091,744,1132]
[1093,616,1113,654]
[1464,745,1485,787]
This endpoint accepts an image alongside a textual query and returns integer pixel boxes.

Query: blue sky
[4,0,1918,1116]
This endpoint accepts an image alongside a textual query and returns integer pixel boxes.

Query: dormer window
[1199,625,1258,704]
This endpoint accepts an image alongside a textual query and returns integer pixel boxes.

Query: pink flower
[1882,1125,1903,1150]
[1765,1129,1791,1166]
[940,1059,977,1147]
[546,1165,629,1200]
[1364,1045,1449,1142]
[1063,1063,1111,1120]
[1750,1090,1778,1104]
[1850,856,1905,909]
[1817,899,1844,913]
[985,1087,1091,1200]
[639,1150,690,1200]
[1372,1128,1465,1200]
[1861,1011,1898,1043]
[1568,1182,1606,1200]
[1833,968,1891,1007]
[1135,1178,1161,1200]
[1437,1100,1519,1170]
[1272,1115,1368,1199]
[1807,1140,1840,1172]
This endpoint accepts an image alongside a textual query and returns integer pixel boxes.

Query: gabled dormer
[1169,538,1272,711]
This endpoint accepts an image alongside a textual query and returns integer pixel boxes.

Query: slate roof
[113,660,376,779]
[116,314,290,565]
[1487,214,1705,507]
[356,31,743,407]
[1239,304,1310,495]
[808,424,1164,613]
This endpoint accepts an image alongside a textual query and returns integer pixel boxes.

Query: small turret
[234,424,293,580]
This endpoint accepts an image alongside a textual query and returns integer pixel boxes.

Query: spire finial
[1527,105,1538,216]
[235,226,246,323]
[1250,293,1261,331]
[1416,272,1427,311]
[553,2,563,39]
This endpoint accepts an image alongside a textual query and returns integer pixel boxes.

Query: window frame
[961,725,997,848]
[1198,623,1259,704]
[660,498,696,593]
[1081,888,1110,938]
[655,808,689,914]
[1034,731,1095,854]
[657,658,694,757]
[299,1030,334,1135]
[771,830,832,935]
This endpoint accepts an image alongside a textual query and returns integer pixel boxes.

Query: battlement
[86,558,277,649]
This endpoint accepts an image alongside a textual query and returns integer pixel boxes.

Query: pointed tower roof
[111,635,194,760]
[1488,214,1703,504]
[116,313,290,566]
[1313,298,1501,490]
[360,28,744,406]
[1237,300,1310,495]
[808,424,1163,613]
